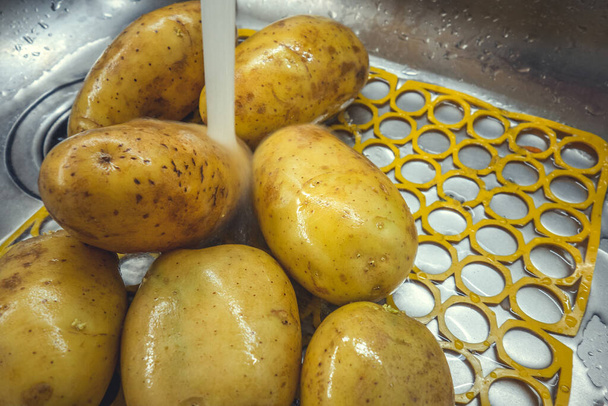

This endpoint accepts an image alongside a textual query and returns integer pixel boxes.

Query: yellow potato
[200,15,369,148]
[39,118,248,253]
[0,230,127,405]
[301,302,455,405]
[121,244,301,406]
[253,124,417,305]
[68,1,204,136]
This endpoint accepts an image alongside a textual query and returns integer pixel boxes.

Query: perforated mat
[2,52,607,406]
[328,67,608,405]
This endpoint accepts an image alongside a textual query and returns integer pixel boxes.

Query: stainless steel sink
[1,0,607,404]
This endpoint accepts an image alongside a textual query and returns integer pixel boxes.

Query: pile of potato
[0,2,454,405]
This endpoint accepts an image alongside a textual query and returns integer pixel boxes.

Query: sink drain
[5,79,82,199]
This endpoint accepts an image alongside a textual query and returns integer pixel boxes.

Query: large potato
[39,118,248,253]
[0,231,127,405]
[301,302,455,405]
[253,124,417,305]
[121,244,301,406]
[200,15,369,148]
[68,1,204,136]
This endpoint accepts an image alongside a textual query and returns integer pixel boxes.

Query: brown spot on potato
[1,273,21,290]
[21,382,53,406]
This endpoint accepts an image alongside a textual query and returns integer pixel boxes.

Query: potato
[200,15,369,149]
[39,118,248,253]
[0,230,127,405]
[301,302,455,405]
[253,124,417,305]
[121,244,301,406]
[68,1,204,136]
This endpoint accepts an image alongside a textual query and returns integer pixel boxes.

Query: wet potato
[68,1,205,136]
[121,244,302,406]
[39,118,248,254]
[200,14,369,149]
[253,124,418,305]
[301,302,455,405]
[0,231,127,405]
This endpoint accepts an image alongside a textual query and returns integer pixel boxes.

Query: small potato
[200,15,369,148]
[121,244,301,406]
[68,1,204,136]
[39,118,248,253]
[253,124,417,305]
[0,230,127,405]
[301,302,455,405]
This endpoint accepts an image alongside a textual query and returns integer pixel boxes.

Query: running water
[200,0,238,151]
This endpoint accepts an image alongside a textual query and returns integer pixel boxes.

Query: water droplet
[23,36,34,44]
[585,104,604,117]
[454,339,464,350]
[38,22,49,29]
[15,44,22,51]
[328,10,337,19]
[559,385,570,393]
[51,1,62,11]
[466,392,475,400]
[31,51,40,57]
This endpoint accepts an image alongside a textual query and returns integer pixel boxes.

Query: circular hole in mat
[345,103,373,125]
[560,141,598,169]
[489,193,529,220]
[428,208,467,235]
[362,145,395,167]
[445,350,475,394]
[379,118,411,140]
[401,159,436,184]
[417,130,451,154]
[119,253,156,286]
[488,379,542,406]
[549,176,588,204]
[396,91,426,112]
[529,244,575,279]
[415,242,452,274]
[444,303,490,343]
[333,129,356,147]
[502,161,539,186]
[502,329,553,369]
[539,209,582,237]
[458,145,492,170]
[400,190,420,213]
[360,80,390,100]
[392,280,435,317]
[442,176,480,202]
[473,116,505,139]
[475,226,518,256]
[516,286,564,324]
[461,262,506,297]
[434,101,464,124]
[515,129,550,153]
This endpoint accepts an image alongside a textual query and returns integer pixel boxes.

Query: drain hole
[5,79,81,199]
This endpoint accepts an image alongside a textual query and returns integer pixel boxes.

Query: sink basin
[1,1,607,404]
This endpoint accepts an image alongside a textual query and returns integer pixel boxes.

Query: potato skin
[0,230,127,405]
[68,1,204,136]
[200,15,369,149]
[301,302,455,405]
[39,118,247,253]
[121,244,301,406]
[253,124,417,305]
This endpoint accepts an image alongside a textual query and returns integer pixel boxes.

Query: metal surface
[1,0,607,404]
